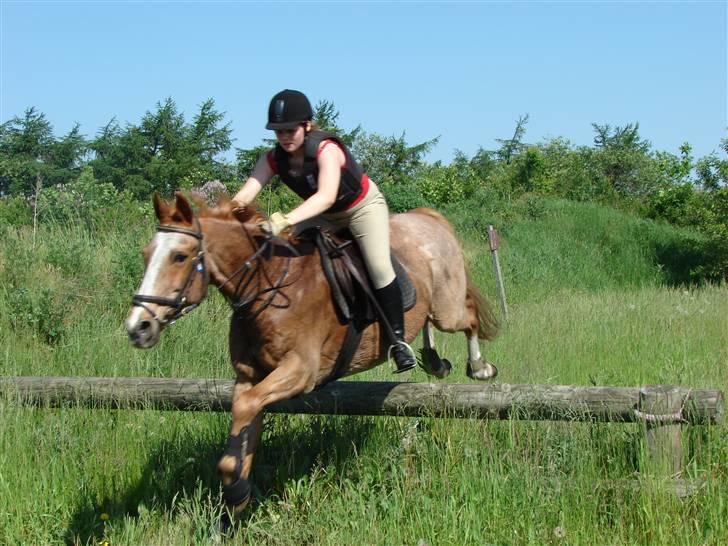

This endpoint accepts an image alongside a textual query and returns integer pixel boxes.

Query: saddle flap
[307,227,416,324]
[313,229,364,323]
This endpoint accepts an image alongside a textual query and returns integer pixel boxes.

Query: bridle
[131,222,208,326]
[220,229,301,320]
[132,218,302,326]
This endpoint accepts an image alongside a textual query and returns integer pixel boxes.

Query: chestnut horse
[125,192,499,526]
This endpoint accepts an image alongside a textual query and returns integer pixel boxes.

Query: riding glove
[260,212,291,237]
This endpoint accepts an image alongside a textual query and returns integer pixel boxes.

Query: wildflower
[553,526,567,539]
[100,513,109,521]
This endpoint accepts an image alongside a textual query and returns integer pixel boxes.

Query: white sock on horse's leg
[467,334,498,380]
[424,319,435,351]
[468,335,481,363]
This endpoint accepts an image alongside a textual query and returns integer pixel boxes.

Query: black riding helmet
[266,89,313,130]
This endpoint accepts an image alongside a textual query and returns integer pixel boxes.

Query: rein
[131,222,207,326]
[132,218,302,326]
[220,230,301,320]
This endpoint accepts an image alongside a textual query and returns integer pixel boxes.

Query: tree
[0,107,86,196]
[591,122,653,196]
[351,131,438,186]
[189,99,233,162]
[695,137,728,191]
[496,114,529,164]
[89,98,233,198]
[312,100,361,147]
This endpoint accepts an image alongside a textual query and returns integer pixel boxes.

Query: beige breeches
[293,182,396,289]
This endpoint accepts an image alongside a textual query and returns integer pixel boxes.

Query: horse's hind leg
[429,297,498,381]
[463,277,499,380]
[465,331,498,380]
[419,319,451,378]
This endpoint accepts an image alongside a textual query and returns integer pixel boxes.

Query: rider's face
[274,123,307,153]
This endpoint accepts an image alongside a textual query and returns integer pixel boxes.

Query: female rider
[231,89,416,373]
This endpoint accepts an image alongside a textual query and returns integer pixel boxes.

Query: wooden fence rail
[1,376,723,425]
[2,376,724,493]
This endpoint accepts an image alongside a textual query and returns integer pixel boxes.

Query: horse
[125,191,499,528]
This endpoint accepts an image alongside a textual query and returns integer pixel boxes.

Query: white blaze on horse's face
[125,231,189,348]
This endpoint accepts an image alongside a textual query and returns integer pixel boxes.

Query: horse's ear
[174,191,194,225]
[152,192,169,222]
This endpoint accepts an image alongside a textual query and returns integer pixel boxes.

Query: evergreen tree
[0,107,86,196]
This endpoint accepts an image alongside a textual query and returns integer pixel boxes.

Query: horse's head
[125,192,210,348]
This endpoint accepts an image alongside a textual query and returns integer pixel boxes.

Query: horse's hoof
[210,496,251,541]
[210,511,235,542]
[440,358,452,378]
[466,359,498,381]
[419,348,451,379]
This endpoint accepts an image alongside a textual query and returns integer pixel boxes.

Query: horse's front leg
[217,352,315,519]
[217,378,262,514]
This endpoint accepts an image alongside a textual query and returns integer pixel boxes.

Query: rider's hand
[259,212,291,237]
[231,199,247,213]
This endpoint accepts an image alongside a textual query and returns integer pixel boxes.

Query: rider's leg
[372,277,417,372]
[336,184,416,372]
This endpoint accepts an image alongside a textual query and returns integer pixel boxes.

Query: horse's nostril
[139,320,151,333]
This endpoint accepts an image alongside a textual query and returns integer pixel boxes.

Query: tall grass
[0,197,725,545]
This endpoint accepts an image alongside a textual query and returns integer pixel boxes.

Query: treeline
[1,97,726,280]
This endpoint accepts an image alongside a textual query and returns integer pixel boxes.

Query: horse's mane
[191,194,267,224]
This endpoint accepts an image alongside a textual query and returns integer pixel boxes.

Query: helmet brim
[266,121,304,130]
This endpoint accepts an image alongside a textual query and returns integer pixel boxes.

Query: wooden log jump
[1,376,723,425]
[2,376,723,494]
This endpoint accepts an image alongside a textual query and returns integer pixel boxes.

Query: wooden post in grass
[637,385,685,478]
[488,225,508,321]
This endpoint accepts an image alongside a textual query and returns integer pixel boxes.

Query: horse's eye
[173,253,188,263]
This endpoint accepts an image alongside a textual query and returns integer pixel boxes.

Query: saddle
[300,227,416,383]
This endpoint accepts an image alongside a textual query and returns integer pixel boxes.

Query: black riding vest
[272,131,366,213]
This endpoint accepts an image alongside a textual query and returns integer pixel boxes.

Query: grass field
[1,197,726,545]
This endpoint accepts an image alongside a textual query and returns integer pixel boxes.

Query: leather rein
[220,229,301,320]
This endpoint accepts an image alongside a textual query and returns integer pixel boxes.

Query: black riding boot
[374,278,417,373]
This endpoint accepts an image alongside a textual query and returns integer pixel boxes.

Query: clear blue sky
[1,1,726,164]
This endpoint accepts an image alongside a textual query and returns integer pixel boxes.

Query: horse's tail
[411,207,500,340]
[466,271,500,340]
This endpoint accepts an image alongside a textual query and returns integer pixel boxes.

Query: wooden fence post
[638,385,685,478]
[487,225,508,322]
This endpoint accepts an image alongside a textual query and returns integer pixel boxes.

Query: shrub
[0,195,32,226]
[693,188,728,281]
[7,286,67,345]
[379,179,428,213]
[417,163,480,207]
[37,166,127,227]
[644,183,705,226]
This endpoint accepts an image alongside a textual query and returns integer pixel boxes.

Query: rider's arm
[231,153,274,208]
[285,142,344,226]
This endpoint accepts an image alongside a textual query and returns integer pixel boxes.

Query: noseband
[132,222,208,326]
